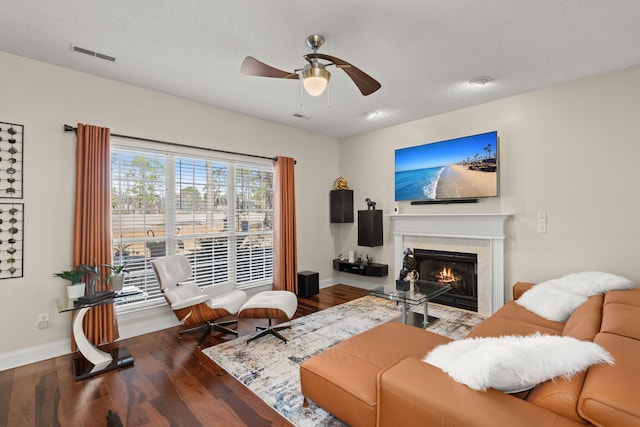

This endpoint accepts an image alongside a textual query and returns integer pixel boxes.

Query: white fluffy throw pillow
[424,333,613,393]
[516,271,634,322]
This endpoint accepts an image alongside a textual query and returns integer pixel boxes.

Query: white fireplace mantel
[388,213,511,315]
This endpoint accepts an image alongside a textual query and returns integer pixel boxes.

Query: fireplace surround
[413,248,478,312]
[389,213,510,316]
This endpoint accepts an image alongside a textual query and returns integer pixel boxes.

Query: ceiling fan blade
[305,53,381,96]
[241,56,299,79]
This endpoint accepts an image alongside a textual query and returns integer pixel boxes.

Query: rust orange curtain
[72,123,119,348]
[273,156,298,292]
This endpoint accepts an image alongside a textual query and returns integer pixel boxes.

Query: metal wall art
[0,203,23,279]
[0,122,24,279]
[0,122,23,199]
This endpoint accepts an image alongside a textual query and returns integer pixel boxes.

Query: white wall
[337,65,640,295]
[0,51,339,368]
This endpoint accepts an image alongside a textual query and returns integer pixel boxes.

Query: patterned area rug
[202,295,485,426]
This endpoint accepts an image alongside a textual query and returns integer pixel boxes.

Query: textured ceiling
[1,1,640,138]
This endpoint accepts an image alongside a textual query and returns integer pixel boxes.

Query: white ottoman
[238,291,298,343]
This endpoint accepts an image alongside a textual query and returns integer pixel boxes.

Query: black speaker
[358,209,383,247]
[297,271,319,298]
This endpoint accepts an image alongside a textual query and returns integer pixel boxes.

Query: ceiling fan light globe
[302,66,330,96]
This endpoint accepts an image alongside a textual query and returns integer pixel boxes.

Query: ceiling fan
[241,34,381,97]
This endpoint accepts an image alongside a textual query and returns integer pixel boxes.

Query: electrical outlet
[38,313,49,329]
[537,222,547,234]
[537,211,547,222]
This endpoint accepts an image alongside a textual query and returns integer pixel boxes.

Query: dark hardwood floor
[0,284,367,427]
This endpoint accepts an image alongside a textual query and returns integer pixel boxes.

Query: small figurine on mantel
[365,198,376,210]
[333,177,350,190]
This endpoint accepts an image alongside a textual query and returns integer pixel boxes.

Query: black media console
[333,259,388,277]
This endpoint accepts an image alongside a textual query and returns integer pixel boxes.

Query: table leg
[73,306,113,370]
[72,306,134,380]
[401,301,408,324]
[423,301,428,327]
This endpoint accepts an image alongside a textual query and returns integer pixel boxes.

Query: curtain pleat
[72,123,119,349]
[273,157,298,293]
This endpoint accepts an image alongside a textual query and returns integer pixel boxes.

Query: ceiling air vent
[71,44,116,62]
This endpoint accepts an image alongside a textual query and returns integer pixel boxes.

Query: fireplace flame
[436,266,457,284]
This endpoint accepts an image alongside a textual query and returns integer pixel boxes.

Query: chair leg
[195,319,239,346]
[246,319,291,344]
[180,319,239,346]
[178,324,208,338]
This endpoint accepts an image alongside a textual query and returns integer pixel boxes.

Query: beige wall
[0,51,339,366]
[2,49,639,369]
[337,65,640,294]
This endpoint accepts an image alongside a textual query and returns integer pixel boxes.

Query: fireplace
[390,214,510,315]
[413,248,478,312]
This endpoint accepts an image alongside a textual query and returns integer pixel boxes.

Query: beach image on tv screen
[395,131,498,201]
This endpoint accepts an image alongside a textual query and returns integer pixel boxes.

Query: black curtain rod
[63,124,283,163]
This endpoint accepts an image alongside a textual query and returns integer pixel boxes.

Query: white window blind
[111,146,274,311]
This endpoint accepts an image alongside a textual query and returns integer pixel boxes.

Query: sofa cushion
[561,294,603,341]
[600,302,640,341]
[379,357,587,427]
[513,281,535,300]
[494,300,566,331]
[424,333,613,393]
[525,371,588,424]
[467,301,564,339]
[300,322,451,427]
[578,332,640,426]
[468,316,562,339]
[604,288,640,307]
[515,295,604,423]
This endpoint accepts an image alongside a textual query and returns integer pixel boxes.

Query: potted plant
[102,262,128,292]
[54,268,86,299]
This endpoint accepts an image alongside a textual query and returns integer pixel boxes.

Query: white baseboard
[0,339,71,371]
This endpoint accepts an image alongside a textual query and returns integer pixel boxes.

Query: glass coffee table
[369,280,451,327]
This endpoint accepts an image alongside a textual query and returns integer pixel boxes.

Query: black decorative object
[399,248,417,281]
[0,122,24,199]
[0,203,23,279]
[395,280,410,291]
[365,198,376,210]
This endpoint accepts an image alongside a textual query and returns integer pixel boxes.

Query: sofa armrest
[513,281,536,300]
[378,357,584,427]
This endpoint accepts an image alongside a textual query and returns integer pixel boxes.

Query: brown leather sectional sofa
[300,282,640,426]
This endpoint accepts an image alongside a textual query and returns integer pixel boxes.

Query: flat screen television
[395,131,498,202]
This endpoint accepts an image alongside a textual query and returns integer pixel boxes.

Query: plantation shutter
[111,145,273,311]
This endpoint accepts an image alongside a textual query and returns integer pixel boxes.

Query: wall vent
[71,44,116,62]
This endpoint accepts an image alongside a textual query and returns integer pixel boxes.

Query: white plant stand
[57,296,134,380]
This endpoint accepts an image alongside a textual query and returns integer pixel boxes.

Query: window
[111,145,274,310]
